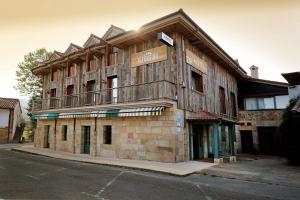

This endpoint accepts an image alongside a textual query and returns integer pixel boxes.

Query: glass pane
[275,95,289,109]
[257,98,265,109]
[245,98,257,110]
[264,97,275,109]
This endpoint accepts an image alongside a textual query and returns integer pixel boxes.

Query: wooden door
[240,130,254,153]
[83,126,90,154]
[258,127,277,155]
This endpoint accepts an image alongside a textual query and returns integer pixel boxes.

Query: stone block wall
[34,107,186,163]
[0,128,9,144]
[235,110,283,153]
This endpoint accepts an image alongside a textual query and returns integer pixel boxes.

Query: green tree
[279,97,300,165]
[15,48,52,125]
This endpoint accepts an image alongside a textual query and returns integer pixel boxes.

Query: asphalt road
[0,145,300,200]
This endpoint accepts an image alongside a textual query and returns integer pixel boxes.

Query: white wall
[0,109,10,128]
[288,85,300,99]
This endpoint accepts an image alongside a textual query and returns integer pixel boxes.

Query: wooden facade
[32,9,256,163]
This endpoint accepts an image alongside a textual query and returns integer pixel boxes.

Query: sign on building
[157,32,173,46]
[131,45,167,67]
[186,49,208,74]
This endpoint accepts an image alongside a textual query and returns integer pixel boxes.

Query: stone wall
[235,110,283,153]
[34,107,185,163]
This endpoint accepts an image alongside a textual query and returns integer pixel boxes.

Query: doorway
[191,125,204,160]
[240,130,254,153]
[82,126,91,154]
[44,125,50,148]
[258,127,277,155]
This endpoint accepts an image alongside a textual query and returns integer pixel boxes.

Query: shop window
[191,71,204,93]
[62,125,67,141]
[219,86,226,114]
[103,125,112,144]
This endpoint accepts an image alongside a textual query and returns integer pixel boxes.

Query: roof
[243,76,289,87]
[107,9,247,77]
[282,72,300,86]
[0,98,20,109]
[187,111,236,123]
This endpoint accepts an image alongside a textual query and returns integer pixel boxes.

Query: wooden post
[212,122,219,159]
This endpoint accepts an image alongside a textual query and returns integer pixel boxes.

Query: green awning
[32,107,165,120]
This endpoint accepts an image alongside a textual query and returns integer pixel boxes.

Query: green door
[83,126,90,154]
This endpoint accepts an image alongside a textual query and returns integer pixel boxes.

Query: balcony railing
[33,80,176,111]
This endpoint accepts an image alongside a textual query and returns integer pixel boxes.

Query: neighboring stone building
[31,9,289,163]
[235,67,289,155]
[0,98,23,144]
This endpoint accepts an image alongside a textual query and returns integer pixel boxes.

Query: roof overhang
[107,9,247,78]
[282,72,300,86]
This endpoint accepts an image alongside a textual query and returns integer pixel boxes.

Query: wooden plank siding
[39,32,237,120]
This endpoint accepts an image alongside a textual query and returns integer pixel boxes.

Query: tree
[279,97,300,165]
[15,49,52,126]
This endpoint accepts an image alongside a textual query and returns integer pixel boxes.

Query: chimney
[250,65,259,78]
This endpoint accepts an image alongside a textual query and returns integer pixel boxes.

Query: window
[245,98,257,110]
[103,126,112,144]
[230,92,237,117]
[62,125,67,141]
[191,71,204,93]
[68,64,76,77]
[107,76,118,103]
[258,97,274,109]
[88,55,97,72]
[275,95,289,109]
[244,95,289,110]
[50,88,56,97]
[219,86,226,114]
[51,69,58,81]
[66,85,74,107]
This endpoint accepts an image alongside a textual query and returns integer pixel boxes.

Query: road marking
[26,175,40,181]
[81,171,125,199]
[95,171,124,198]
[196,184,213,200]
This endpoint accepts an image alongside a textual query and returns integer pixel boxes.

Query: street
[0,146,300,200]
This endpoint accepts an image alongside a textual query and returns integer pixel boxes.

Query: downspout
[54,119,57,151]
[73,118,76,153]
[94,117,97,157]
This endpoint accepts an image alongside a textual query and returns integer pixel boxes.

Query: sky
[0,0,299,99]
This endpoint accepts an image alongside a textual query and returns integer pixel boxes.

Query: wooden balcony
[33,80,176,112]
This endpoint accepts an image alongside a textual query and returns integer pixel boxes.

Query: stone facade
[235,110,283,153]
[34,107,185,163]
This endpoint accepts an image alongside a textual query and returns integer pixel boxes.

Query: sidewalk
[200,155,300,188]
[12,145,215,176]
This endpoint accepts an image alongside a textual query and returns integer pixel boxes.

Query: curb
[12,148,193,177]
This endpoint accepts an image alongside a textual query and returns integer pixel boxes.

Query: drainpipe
[54,119,57,151]
[73,118,76,154]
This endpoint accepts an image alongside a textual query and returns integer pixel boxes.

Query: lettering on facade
[186,49,208,74]
[131,45,167,67]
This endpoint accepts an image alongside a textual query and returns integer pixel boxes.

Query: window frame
[191,71,204,93]
[219,86,226,114]
[62,125,68,141]
[103,125,112,145]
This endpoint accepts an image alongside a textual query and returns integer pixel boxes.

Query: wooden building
[32,9,285,163]
[0,98,23,144]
